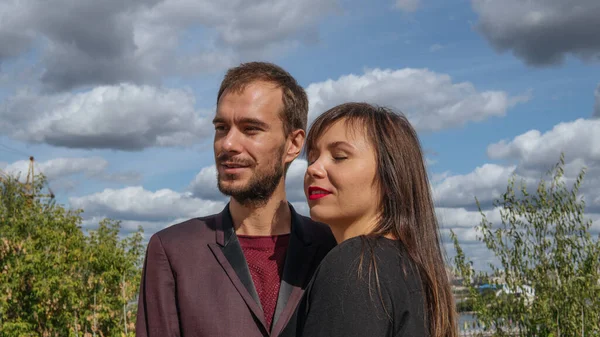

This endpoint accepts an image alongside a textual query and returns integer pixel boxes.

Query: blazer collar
[215,202,311,247]
[215,203,234,246]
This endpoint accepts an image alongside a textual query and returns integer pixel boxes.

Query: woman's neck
[328,214,381,244]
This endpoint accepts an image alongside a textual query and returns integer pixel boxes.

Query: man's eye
[214,125,227,131]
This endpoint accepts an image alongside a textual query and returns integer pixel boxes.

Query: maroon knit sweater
[238,234,290,330]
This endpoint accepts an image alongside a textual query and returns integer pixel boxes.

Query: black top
[296,236,428,337]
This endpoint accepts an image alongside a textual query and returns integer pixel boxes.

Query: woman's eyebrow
[327,141,357,151]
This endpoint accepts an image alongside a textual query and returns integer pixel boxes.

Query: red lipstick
[307,186,332,200]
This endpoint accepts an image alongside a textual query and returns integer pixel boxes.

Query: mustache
[216,153,255,166]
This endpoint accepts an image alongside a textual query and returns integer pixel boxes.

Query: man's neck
[230,187,292,236]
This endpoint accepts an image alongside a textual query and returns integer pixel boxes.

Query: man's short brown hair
[217,62,309,135]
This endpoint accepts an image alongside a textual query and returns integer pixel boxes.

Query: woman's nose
[306,159,326,179]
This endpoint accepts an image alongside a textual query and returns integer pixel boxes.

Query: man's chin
[217,180,248,196]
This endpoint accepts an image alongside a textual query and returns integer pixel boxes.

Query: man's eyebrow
[238,117,270,129]
[211,117,270,129]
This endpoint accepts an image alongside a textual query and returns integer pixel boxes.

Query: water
[458,313,521,336]
[458,313,478,330]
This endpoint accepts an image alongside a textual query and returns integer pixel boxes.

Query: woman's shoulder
[322,235,409,260]
[316,236,423,290]
[320,235,363,261]
[317,236,381,271]
[317,236,411,273]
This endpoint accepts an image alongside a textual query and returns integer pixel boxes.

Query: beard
[216,146,285,207]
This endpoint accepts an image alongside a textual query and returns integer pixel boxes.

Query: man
[135,62,336,337]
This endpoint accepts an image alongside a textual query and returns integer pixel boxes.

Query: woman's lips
[307,186,332,200]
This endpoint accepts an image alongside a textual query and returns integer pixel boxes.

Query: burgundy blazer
[135,203,336,337]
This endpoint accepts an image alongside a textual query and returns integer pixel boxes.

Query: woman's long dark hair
[305,102,458,337]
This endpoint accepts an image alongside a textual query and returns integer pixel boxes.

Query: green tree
[0,174,144,337]
[452,156,600,336]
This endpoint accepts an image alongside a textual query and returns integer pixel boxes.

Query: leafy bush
[452,156,600,336]
[0,174,144,337]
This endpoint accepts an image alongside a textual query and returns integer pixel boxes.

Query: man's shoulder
[151,213,221,245]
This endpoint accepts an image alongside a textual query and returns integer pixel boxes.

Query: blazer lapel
[270,204,319,337]
[207,204,268,333]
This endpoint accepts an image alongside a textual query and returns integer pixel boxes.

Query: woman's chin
[309,208,335,225]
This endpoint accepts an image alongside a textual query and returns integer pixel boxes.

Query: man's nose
[220,128,243,153]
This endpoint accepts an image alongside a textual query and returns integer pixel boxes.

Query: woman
[297,102,457,337]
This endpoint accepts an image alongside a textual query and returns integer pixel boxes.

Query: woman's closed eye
[331,151,349,162]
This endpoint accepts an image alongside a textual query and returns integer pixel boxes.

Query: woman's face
[304,119,381,241]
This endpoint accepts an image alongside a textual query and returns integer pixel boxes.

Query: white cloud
[0,0,163,90]
[145,0,338,50]
[306,68,530,131]
[0,0,340,90]
[3,157,104,179]
[0,84,212,150]
[188,165,224,201]
[433,164,520,208]
[1,156,142,193]
[394,0,419,12]
[471,0,600,66]
[436,207,503,229]
[487,118,600,214]
[2,156,139,183]
[285,159,308,203]
[440,227,480,245]
[487,118,600,169]
[70,186,225,222]
[81,216,191,237]
[130,0,341,78]
[433,119,600,214]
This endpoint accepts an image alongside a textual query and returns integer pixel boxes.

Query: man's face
[213,81,289,206]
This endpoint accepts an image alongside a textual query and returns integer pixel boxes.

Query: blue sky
[1,0,599,270]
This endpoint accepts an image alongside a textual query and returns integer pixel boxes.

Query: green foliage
[0,174,144,336]
[452,155,600,336]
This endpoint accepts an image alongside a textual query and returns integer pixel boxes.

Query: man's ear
[284,129,306,165]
